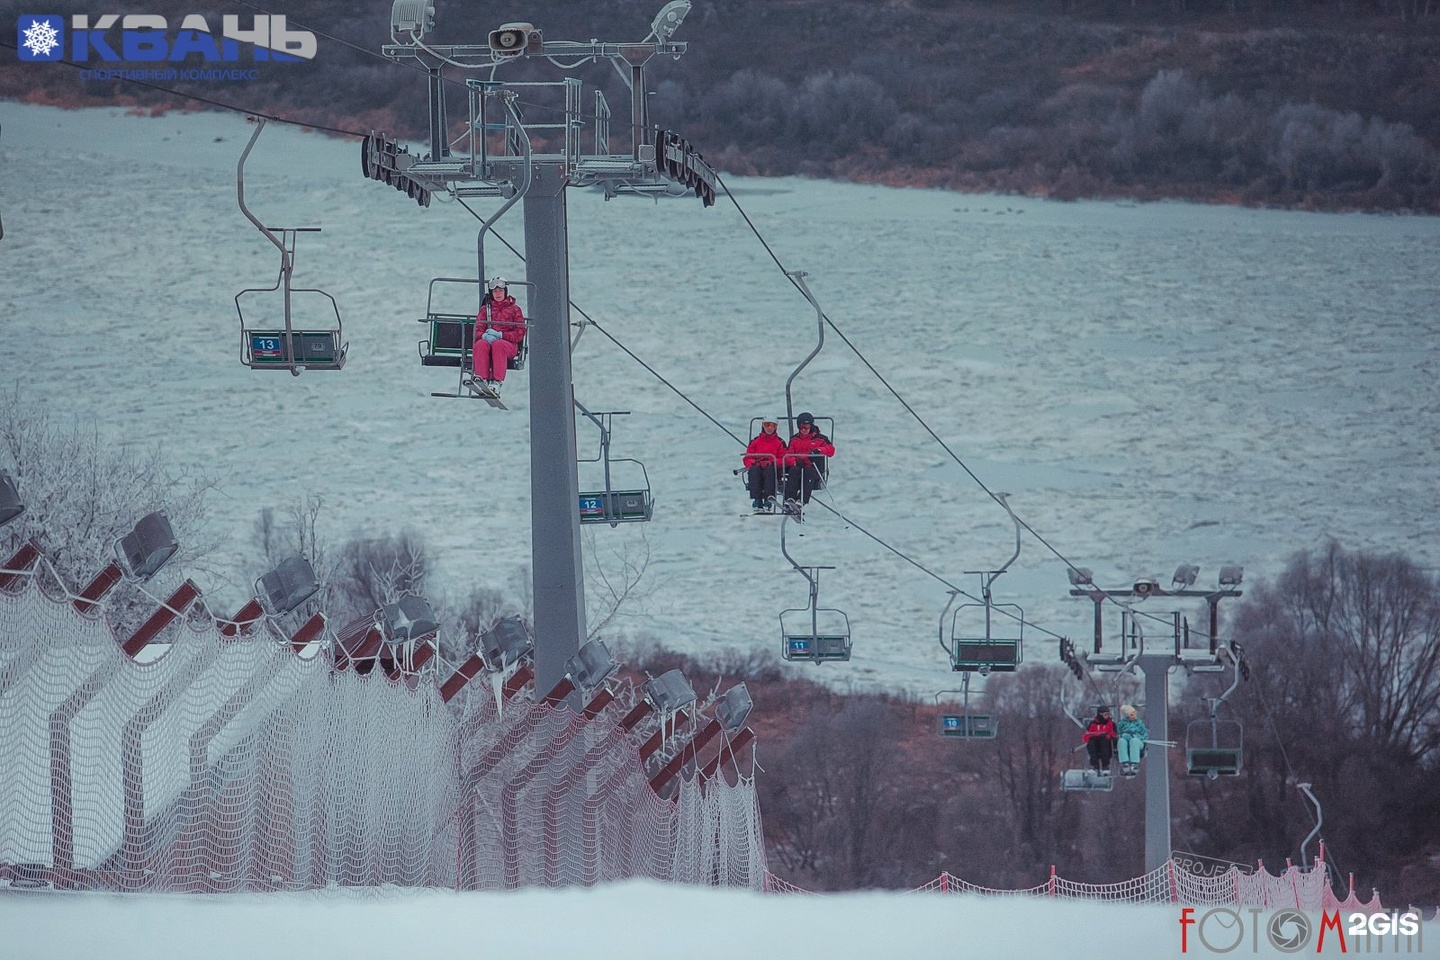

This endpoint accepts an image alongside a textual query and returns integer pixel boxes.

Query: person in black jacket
[1082,706,1118,776]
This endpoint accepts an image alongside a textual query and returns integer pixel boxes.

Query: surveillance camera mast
[371,1,715,694]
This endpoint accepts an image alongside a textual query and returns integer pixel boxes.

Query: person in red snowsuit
[782,412,835,512]
[1082,706,1118,775]
[472,277,526,392]
[742,420,786,511]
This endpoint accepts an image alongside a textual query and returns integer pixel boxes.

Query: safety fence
[0,561,765,893]
[766,853,1384,912]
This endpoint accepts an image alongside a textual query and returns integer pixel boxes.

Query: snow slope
[2,104,1438,695]
[5,881,1431,960]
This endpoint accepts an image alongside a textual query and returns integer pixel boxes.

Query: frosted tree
[0,385,219,598]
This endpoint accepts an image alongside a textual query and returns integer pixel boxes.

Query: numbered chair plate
[248,330,346,370]
[938,714,996,739]
[783,634,851,663]
[578,490,652,524]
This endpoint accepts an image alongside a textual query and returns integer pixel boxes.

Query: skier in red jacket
[1082,706,1118,776]
[472,277,526,394]
[782,412,834,516]
[742,420,786,512]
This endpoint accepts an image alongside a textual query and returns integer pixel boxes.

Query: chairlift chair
[576,407,653,526]
[1186,714,1244,779]
[1061,768,1116,793]
[427,278,533,406]
[779,559,851,663]
[948,599,1023,673]
[417,276,532,371]
[935,681,996,740]
[235,117,348,375]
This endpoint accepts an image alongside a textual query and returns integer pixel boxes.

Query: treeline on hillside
[640,541,1440,906]
[3,0,1439,210]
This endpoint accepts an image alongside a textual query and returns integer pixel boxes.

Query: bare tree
[583,526,656,641]
[0,385,219,593]
[328,530,430,621]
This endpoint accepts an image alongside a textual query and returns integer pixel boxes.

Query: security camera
[1132,576,1160,598]
[489,21,538,56]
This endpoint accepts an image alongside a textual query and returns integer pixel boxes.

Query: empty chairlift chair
[942,494,1025,674]
[234,117,347,375]
[575,406,653,526]
[934,679,996,741]
[1187,711,1244,779]
[779,569,851,664]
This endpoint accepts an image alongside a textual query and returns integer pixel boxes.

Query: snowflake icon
[17,15,65,61]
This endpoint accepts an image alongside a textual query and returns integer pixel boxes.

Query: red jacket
[784,429,834,468]
[744,431,786,469]
[1082,718,1117,743]
[475,294,526,346]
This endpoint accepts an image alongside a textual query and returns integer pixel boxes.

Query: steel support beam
[524,163,586,696]
[1140,652,1173,874]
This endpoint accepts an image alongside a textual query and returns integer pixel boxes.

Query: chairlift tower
[377,2,716,694]
[1067,565,1245,872]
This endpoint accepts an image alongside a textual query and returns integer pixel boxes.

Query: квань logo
[17,14,65,61]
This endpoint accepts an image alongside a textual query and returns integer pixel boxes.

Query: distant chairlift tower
[377,1,716,695]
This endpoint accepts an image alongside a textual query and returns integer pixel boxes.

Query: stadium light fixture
[647,0,690,42]
[0,470,23,529]
[1171,564,1200,589]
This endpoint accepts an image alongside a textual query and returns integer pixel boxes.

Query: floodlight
[0,470,23,528]
[381,594,439,643]
[118,511,179,581]
[1066,566,1093,586]
[643,668,696,713]
[255,555,319,616]
[648,0,690,41]
[1132,576,1160,599]
[716,683,753,732]
[481,615,532,669]
[390,0,435,38]
[564,638,617,694]
[1218,565,1244,587]
[1171,563,1200,588]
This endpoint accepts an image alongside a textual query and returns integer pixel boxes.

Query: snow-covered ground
[3,104,1438,697]
[5,882,1431,960]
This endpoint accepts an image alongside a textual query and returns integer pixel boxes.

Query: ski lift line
[449,207,749,446]
[0,40,368,140]
[453,195,1077,646]
[806,498,1065,644]
[714,171,1176,629]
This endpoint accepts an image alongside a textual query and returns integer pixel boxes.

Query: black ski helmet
[797,412,815,426]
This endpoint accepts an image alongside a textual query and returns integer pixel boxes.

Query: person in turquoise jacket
[1117,703,1149,777]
